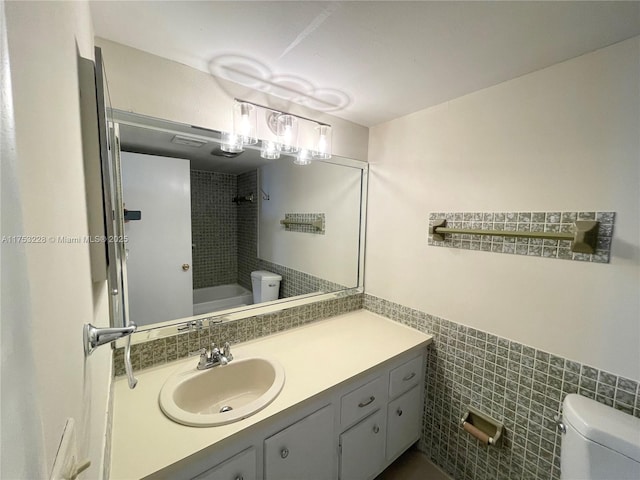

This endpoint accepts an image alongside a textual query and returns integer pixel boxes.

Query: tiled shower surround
[428,211,615,264]
[191,168,344,297]
[114,292,363,376]
[191,169,237,288]
[364,294,640,480]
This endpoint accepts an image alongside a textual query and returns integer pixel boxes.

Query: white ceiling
[91,1,640,127]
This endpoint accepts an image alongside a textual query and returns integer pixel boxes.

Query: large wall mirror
[109,111,367,336]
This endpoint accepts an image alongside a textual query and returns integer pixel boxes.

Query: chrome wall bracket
[83,323,137,356]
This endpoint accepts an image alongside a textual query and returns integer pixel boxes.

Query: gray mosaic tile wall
[428,211,614,263]
[114,293,363,376]
[191,170,237,289]
[364,294,639,480]
[237,169,259,291]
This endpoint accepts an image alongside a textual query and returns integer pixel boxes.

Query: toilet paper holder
[460,406,504,446]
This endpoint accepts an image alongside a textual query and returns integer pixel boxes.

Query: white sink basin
[159,356,285,427]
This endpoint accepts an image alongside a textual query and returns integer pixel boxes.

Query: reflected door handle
[182,264,190,271]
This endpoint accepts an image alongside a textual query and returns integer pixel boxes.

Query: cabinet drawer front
[339,409,386,480]
[192,447,256,480]
[340,375,386,428]
[264,405,334,480]
[386,385,422,462]
[389,354,422,399]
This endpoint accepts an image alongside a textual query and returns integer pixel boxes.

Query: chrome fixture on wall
[221,99,332,164]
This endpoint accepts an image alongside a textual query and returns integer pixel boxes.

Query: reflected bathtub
[193,284,253,315]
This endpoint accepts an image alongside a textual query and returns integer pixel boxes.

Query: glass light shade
[276,114,299,153]
[294,148,312,166]
[220,131,243,153]
[260,140,281,160]
[312,124,332,160]
[233,102,258,145]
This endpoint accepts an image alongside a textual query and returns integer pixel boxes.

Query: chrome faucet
[196,342,233,370]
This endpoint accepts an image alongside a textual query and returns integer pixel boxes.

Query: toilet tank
[250,270,282,303]
[561,394,640,480]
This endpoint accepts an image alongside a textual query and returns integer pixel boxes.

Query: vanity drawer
[389,354,422,399]
[340,375,386,428]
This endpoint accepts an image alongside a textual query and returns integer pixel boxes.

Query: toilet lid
[563,394,640,463]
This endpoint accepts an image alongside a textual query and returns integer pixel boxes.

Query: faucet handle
[223,342,233,361]
[188,348,209,369]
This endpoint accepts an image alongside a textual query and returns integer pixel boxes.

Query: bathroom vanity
[109,310,432,479]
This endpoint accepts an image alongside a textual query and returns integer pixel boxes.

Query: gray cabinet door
[386,385,422,462]
[339,409,386,480]
[192,447,256,480]
[264,405,334,480]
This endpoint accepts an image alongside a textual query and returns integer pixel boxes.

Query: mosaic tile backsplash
[191,169,238,288]
[363,294,639,480]
[114,293,363,376]
[428,211,615,263]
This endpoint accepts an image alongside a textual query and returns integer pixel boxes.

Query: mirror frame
[104,111,368,346]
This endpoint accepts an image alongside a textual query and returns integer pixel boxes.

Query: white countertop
[110,310,433,479]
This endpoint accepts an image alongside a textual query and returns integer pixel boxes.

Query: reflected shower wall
[191,169,237,289]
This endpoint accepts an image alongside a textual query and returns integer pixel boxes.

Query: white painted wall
[366,37,640,380]
[259,159,362,287]
[94,37,369,162]
[2,1,112,478]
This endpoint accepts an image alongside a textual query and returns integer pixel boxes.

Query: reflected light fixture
[220,131,243,153]
[260,140,281,160]
[294,148,312,166]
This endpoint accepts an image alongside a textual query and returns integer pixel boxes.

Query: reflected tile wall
[191,170,237,288]
[236,169,346,297]
[364,294,639,480]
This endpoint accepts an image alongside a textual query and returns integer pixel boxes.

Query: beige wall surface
[258,159,362,287]
[3,1,112,478]
[366,37,640,380]
[95,38,369,162]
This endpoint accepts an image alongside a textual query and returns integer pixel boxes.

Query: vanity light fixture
[313,125,332,160]
[233,101,258,145]
[231,99,332,163]
[276,114,299,153]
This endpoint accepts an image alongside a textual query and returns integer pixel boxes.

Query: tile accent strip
[283,213,326,235]
[113,292,363,376]
[428,211,615,263]
[363,294,639,480]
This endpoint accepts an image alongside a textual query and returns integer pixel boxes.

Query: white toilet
[250,270,282,303]
[560,394,640,479]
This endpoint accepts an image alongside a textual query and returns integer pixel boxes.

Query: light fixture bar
[234,98,331,127]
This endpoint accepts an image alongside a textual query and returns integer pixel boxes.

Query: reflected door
[121,152,193,326]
